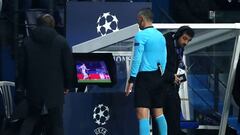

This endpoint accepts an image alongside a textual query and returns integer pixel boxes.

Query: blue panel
[188,75,209,89]
[188,75,215,112]
[188,74,225,116]
[152,0,170,22]
[63,93,138,135]
[228,117,240,135]
[1,47,15,81]
[66,2,151,46]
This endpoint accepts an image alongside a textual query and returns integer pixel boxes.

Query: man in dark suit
[18,14,74,135]
[152,26,194,135]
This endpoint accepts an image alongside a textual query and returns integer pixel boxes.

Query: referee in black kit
[125,8,167,135]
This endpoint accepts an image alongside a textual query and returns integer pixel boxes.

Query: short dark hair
[137,8,153,22]
[175,26,195,39]
[37,14,55,28]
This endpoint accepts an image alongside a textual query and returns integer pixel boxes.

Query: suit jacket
[19,26,74,109]
[163,32,180,88]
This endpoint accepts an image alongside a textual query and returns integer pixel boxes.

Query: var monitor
[73,53,116,87]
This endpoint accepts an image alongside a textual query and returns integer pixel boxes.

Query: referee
[125,8,167,135]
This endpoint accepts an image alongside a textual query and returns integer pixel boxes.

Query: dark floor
[182,128,238,135]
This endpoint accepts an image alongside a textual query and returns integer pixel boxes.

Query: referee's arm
[126,34,145,96]
[129,42,144,83]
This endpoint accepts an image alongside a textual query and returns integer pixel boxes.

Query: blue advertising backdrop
[66,1,151,46]
[65,2,151,135]
[64,93,138,135]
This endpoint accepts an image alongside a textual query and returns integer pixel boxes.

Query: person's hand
[174,74,181,85]
[64,89,69,95]
[125,83,133,96]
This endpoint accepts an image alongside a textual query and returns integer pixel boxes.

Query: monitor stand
[76,84,87,92]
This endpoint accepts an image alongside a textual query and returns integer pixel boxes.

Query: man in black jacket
[152,26,194,135]
[18,14,74,135]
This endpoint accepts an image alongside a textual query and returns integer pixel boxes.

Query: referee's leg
[152,108,167,135]
[136,107,150,135]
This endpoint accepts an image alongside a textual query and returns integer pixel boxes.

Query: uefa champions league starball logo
[93,104,110,126]
[96,12,119,36]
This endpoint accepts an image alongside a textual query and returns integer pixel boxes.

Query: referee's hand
[125,83,133,96]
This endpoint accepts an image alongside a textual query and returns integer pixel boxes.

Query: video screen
[76,61,111,83]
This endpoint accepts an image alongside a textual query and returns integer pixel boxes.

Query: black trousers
[152,85,181,135]
[20,104,64,135]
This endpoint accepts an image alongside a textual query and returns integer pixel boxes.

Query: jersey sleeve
[129,32,146,83]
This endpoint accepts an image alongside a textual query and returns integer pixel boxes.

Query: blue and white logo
[96,12,119,36]
[94,127,108,135]
[93,104,110,126]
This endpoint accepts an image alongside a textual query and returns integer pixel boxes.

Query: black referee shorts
[134,70,166,108]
